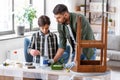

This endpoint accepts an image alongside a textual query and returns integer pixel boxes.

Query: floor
[110,66,120,80]
[59,66,120,80]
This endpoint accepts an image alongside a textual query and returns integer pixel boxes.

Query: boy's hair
[38,15,50,27]
[53,4,68,15]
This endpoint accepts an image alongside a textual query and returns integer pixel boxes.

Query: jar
[40,56,48,67]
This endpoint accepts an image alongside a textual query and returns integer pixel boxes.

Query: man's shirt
[57,12,95,60]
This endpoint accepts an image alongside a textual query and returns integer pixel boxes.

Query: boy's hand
[29,49,40,56]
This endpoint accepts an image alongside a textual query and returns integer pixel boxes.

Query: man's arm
[50,24,66,63]
[53,48,65,62]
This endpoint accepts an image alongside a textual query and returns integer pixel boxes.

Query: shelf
[75,0,115,34]
[105,11,115,14]
[75,10,89,13]
[108,26,115,28]
[75,11,115,14]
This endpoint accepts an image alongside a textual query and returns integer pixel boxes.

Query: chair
[71,16,108,72]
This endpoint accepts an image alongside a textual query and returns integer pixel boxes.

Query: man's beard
[62,18,68,25]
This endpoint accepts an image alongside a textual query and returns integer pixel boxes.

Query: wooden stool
[71,16,108,72]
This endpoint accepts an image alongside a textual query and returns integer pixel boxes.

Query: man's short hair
[53,4,68,15]
[38,15,50,27]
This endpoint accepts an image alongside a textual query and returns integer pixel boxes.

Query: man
[26,15,70,66]
[51,4,96,68]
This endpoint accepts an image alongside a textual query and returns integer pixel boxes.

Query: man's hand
[48,59,54,64]
[64,62,75,69]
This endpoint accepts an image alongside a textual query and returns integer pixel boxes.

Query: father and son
[24,4,96,69]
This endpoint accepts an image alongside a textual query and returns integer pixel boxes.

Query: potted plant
[108,18,112,26]
[23,5,37,30]
[15,12,25,36]
[75,5,80,11]
[15,5,37,35]
[109,18,112,22]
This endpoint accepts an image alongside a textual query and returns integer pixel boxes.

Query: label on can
[40,56,48,67]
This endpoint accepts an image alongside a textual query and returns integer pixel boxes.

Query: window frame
[0,0,45,35]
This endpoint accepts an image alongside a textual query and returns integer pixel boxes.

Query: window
[14,0,30,31]
[0,0,44,35]
[32,0,44,29]
[0,0,13,35]
[14,0,44,32]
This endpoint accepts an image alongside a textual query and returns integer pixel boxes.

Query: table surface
[0,65,71,78]
[0,64,111,79]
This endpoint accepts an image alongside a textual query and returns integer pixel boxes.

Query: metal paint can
[40,56,48,67]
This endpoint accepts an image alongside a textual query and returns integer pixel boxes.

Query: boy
[27,15,70,66]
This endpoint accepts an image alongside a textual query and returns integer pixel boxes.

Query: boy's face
[40,24,49,35]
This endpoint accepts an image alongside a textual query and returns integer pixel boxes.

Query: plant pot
[16,26,25,36]
[80,7,85,11]
[75,6,80,11]
[108,22,112,26]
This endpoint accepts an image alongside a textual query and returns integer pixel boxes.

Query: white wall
[0,38,24,63]
[114,0,120,35]
[46,0,78,30]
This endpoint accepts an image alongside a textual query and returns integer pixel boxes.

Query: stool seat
[70,69,111,77]
[70,69,111,80]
